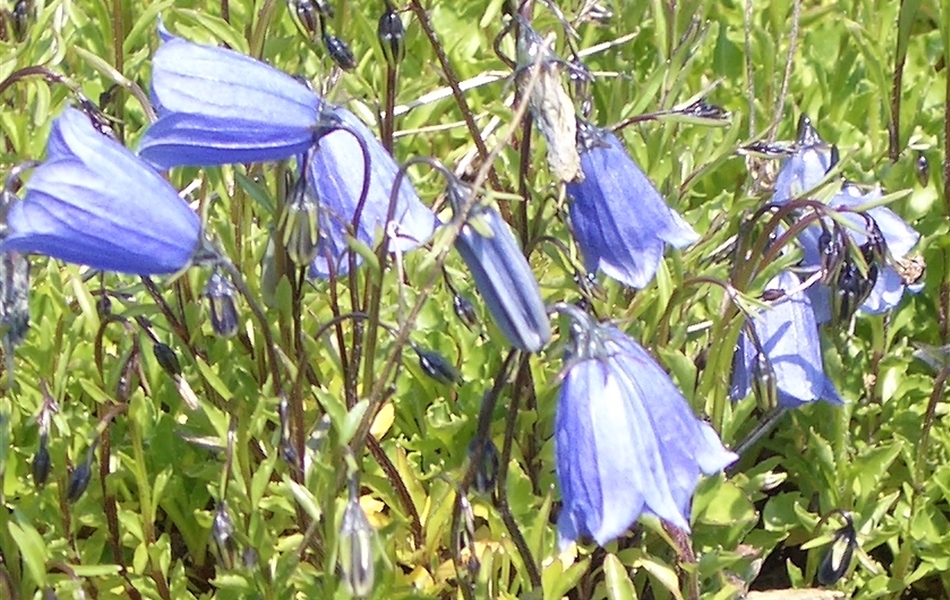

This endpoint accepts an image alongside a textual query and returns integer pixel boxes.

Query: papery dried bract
[556,316,735,547]
[138,27,322,168]
[0,108,202,275]
[450,185,551,352]
[730,271,843,408]
[307,106,436,277]
[566,122,698,289]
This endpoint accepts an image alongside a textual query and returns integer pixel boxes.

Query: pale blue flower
[566,121,698,289]
[555,310,735,546]
[730,271,843,408]
[1,108,201,275]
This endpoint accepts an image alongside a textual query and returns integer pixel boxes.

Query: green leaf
[8,515,47,587]
[604,554,638,600]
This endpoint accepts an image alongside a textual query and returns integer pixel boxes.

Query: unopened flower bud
[67,457,93,503]
[339,494,375,598]
[323,32,356,71]
[915,151,929,187]
[204,270,239,338]
[817,513,857,585]
[377,4,405,66]
[411,343,462,385]
[32,432,51,488]
[452,293,479,330]
[153,342,182,377]
[279,176,321,266]
[212,501,238,569]
[454,493,479,577]
[12,0,29,41]
[468,436,499,495]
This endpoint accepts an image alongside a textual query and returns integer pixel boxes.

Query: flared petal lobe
[730,271,843,408]
[138,32,321,168]
[556,320,734,547]
[566,124,698,289]
[452,194,551,353]
[306,106,437,277]
[1,108,201,275]
[771,116,835,205]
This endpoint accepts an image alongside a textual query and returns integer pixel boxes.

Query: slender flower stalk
[0,108,203,275]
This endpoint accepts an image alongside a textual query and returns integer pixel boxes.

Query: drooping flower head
[554,306,735,547]
[566,121,699,289]
[138,26,323,168]
[449,181,551,353]
[0,108,202,275]
[730,271,843,408]
[305,106,437,278]
[137,26,436,278]
[771,115,837,206]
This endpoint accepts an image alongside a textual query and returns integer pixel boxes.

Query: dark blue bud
[916,151,929,187]
[66,458,92,503]
[212,501,238,569]
[411,343,462,385]
[153,342,182,377]
[12,0,29,41]
[323,32,356,71]
[32,433,51,488]
[377,4,405,66]
[468,436,499,495]
[817,514,857,585]
[452,293,479,330]
[204,270,239,338]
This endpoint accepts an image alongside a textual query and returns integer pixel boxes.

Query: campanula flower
[730,271,843,408]
[555,307,735,546]
[449,182,551,353]
[305,106,436,278]
[138,26,322,168]
[771,115,837,205]
[566,121,699,289]
[797,184,922,321]
[0,108,202,275]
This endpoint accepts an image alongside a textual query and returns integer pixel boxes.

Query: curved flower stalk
[306,107,437,278]
[554,306,735,546]
[797,184,922,321]
[138,26,322,168]
[566,121,699,289]
[449,182,551,353]
[771,115,837,205]
[730,271,843,408]
[0,108,202,275]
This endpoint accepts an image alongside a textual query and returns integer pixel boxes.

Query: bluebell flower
[136,28,436,277]
[138,27,322,168]
[730,271,843,408]
[305,107,437,278]
[796,184,921,321]
[771,115,837,205]
[450,183,551,353]
[566,121,699,289]
[555,309,735,546]
[0,108,202,275]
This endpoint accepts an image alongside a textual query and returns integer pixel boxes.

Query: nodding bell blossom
[138,26,323,168]
[730,271,843,408]
[0,108,202,275]
[449,182,551,353]
[797,184,922,322]
[305,106,437,278]
[566,121,699,289]
[771,115,837,205]
[555,307,735,547]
